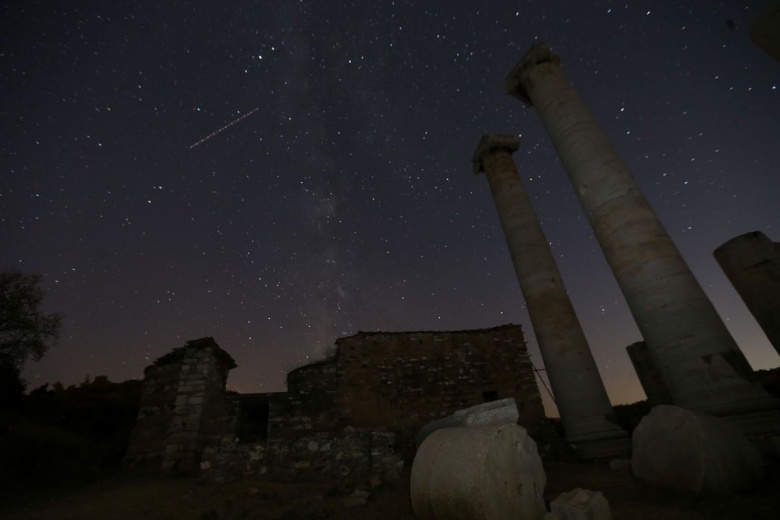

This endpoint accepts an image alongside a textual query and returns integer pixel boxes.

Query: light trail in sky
[188,107,259,149]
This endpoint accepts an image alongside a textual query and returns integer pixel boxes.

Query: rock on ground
[631,405,763,494]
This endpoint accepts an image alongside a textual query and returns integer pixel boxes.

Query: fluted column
[505,44,778,419]
[473,134,628,458]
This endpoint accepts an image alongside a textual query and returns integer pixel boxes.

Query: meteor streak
[188,107,259,149]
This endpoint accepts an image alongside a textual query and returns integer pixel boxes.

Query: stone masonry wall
[124,337,238,474]
[200,429,403,486]
[122,362,181,470]
[266,324,544,458]
[336,325,544,450]
[126,326,543,477]
[268,359,344,438]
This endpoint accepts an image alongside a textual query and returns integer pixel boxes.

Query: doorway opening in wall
[482,390,499,402]
[238,399,271,442]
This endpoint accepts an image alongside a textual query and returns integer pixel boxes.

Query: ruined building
[124,324,545,475]
[268,325,544,447]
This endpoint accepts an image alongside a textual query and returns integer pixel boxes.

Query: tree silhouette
[0,271,63,368]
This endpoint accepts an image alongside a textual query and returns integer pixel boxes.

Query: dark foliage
[0,271,63,368]
[0,376,142,499]
[0,354,26,409]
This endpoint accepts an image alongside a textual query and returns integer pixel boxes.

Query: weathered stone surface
[415,397,519,446]
[631,405,764,494]
[200,429,402,485]
[459,397,519,425]
[270,325,545,459]
[715,231,780,357]
[123,337,238,474]
[473,133,628,459]
[550,488,611,520]
[509,43,780,431]
[411,423,546,520]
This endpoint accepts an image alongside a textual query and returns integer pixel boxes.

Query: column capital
[472,134,520,173]
[505,43,561,106]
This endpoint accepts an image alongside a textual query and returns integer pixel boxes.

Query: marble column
[473,134,628,459]
[715,231,780,357]
[504,44,779,424]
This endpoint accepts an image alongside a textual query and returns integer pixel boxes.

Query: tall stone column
[714,231,780,357]
[505,44,779,424]
[472,134,628,459]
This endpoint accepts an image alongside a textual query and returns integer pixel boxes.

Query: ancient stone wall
[122,362,181,470]
[125,326,543,477]
[268,360,344,438]
[201,429,402,485]
[336,325,544,447]
[123,337,238,474]
[268,325,544,456]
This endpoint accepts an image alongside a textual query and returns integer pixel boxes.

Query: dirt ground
[3,460,779,520]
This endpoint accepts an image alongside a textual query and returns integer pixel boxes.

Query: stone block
[411,423,546,520]
[459,398,519,426]
[416,398,519,446]
[631,405,763,494]
[550,488,611,520]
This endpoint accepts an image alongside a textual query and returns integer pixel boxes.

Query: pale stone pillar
[473,134,628,459]
[505,44,778,422]
[714,231,780,357]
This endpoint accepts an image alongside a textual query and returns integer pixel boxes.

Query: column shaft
[715,231,780,357]
[505,44,777,417]
[473,134,627,458]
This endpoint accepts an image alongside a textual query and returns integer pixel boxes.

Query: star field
[2,1,778,414]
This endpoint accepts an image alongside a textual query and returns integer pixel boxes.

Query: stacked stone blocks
[124,337,237,474]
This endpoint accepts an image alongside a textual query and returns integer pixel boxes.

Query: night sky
[2,1,778,414]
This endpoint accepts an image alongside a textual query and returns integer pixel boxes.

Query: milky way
[1,1,778,415]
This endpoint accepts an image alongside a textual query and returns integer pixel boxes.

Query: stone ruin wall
[202,430,402,485]
[125,325,544,480]
[122,361,181,469]
[336,326,544,444]
[123,338,238,473]
[267,324,545,457]
[165,343,238,473]
[267,359,343,437]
